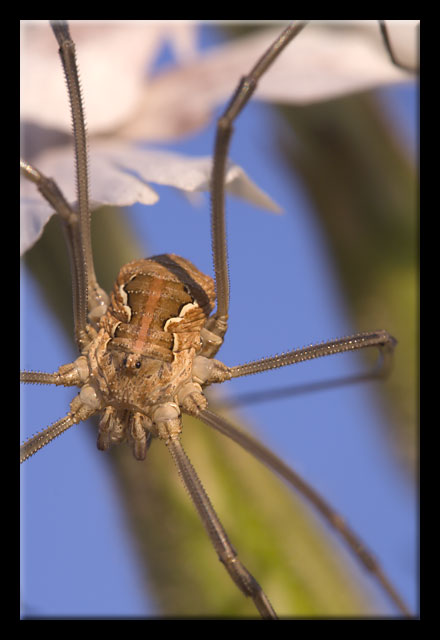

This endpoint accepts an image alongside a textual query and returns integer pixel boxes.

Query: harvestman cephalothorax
[20,20,416,618]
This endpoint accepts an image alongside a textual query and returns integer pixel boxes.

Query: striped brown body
[87,254,216,458]
[109,254,215,363]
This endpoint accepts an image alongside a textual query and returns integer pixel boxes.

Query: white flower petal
[120,21,419,142]
[95,142,280,211]
[22,22,418,145]
[20,141,280,255]
[20,20,198,135]
[20,191,55,256]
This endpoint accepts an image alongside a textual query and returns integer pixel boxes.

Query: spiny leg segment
[197,408,411,617]
[50,21,92,338]
[206,21,308,348]
[226,330,396,379]
[167,433,277,618]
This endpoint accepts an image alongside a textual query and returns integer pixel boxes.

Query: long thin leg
[45,20,90,339]
[226,330,396,379]
[39,22,108,334]
[21,415,78,464]
[221,369,390,409]
[208,21,308,344]
[21,160,103,348]
[20,397,97,463]
[20,159,108,344]
[378,20,418,72]
[196,330,395,387]
[166,435,277,618]
[198,408,412,617]
[20,371,65,385]
[20,356,89,387]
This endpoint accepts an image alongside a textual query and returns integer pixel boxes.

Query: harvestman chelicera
[20,20,413,619]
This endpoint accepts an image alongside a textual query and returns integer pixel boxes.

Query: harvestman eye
[20,20,416,618]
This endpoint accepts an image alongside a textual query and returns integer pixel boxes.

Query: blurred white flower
[20,20,418,255]
[20,20,199,135]
[20,141,281,255]
[20,20,284,254]
[118,21,418,142]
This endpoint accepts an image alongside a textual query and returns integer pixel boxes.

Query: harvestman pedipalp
[20,21,415,618]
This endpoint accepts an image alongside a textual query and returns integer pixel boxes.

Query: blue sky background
[20,22,418,618]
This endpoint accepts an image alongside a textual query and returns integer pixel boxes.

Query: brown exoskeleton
[20,21,415,618]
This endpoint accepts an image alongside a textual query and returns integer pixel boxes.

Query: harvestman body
[20,21,411,618]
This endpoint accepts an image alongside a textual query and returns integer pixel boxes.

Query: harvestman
[20,21,412,618]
